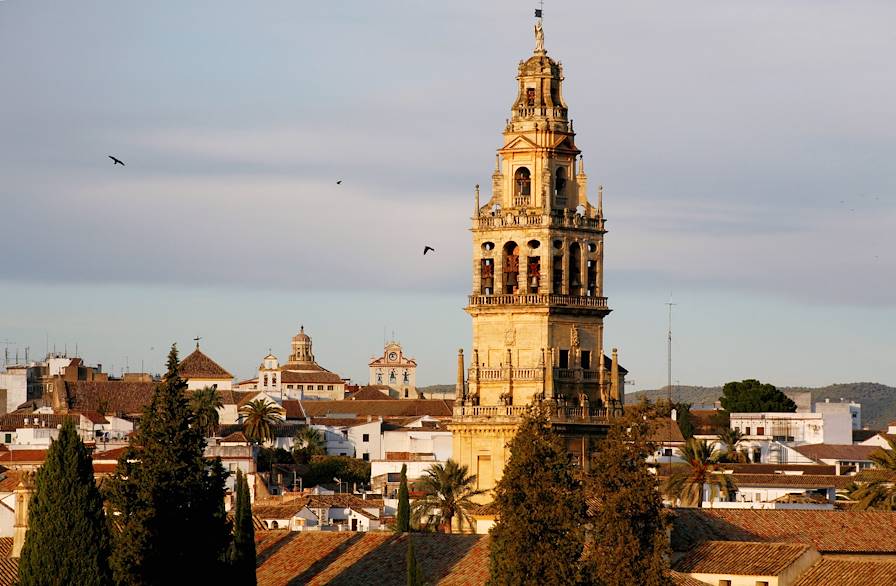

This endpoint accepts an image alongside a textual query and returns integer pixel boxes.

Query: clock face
[388,352,397,361]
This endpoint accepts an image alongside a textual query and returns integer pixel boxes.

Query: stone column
[455,349,465,402]
[610,348,620,402]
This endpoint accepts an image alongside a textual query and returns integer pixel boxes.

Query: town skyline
[1,0,894,389]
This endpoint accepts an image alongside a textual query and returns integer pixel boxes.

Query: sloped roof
[729,473,853,490]
[646,418,685,444]
[280,369,344,384]
[0,557,16,586]
[0,413,79,431]
[255,532,489,586]
[0,471,21,492]
[669,571,710,586]
[299,399,453,419]
[671,509,896,554]
[793,558,896,586]
[63,381,156,416]
[793,444,883,462]
[178,348,233,379]
[220,431,249,444]
[673,541,811,575]
[721,463,836,475]
[347,386,396,401]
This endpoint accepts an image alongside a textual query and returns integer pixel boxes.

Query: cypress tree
[106,344,231,585]
[231,469,257,584]
[396,463,410,532]
[488,408,585,585]
[18,419,112,586]
[581,419,672,586]
[406,534,425,586]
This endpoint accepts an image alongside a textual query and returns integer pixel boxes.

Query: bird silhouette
[108,155,125,166]
[336,180,342,185]
[423,246,435,255]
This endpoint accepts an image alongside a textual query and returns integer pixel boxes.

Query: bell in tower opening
[449,15,628,502]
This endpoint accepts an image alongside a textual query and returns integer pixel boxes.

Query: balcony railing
[453,404,608,421]
[468,293,608,309]
[513,195,531,208]
[472,211,604,231]
[473,367,544,381]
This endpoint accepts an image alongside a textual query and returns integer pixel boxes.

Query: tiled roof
[281,400,304,419]
[729,473,853,489]
[78,411,110,424]
[0,556,16,586]
[853,429,882,443]
[220,431,249,444]
[253,501,308,521]
[671,509,896,554]
[0,413,79,431]
[307,417,379,428]
[0,537,11,558]
[64,381,156,416]
[722,463,836,475]
[793,444,884,462]
[280,370,344,384]
[299,400,453,418]
[673,541,810,575]
[646,418,685,444]
[347,386,395,401]
[255,532,488,586]
[92,446,129,462]
[669,571,710,586]
[178,348,232,379]
[793,558,896,586]
[0,471,21,492]
[0,449,48,465]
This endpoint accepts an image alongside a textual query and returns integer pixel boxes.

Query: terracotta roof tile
[793,443,884,462]
[671,509,896,554]
[669,571,709,586]
[0,537,12,558]
[0,413,79,431]
[793,558,896,586]
[729,473,853,490]
[0,471,21,492]
[673,541,810,575]
[220,431,249,443]
[347,386,396,401]
[280,370,343,384]
[0,556,16,586]
[64,381,156,416]
[0,449,48,464]
[721,463,837,475]
[299,399,453,419]
[178,348,233,379]
[255,532,488,586]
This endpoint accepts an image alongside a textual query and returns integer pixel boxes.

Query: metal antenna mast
[665,298,677,408]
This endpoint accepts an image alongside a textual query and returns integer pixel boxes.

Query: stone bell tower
[450,16,626,499]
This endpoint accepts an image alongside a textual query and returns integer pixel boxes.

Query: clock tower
[368,341,418,399]
[449,17,626,499]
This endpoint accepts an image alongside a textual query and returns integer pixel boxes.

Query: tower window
[581,350,591,370]
[527,256,540,294]
[568,243,582,296]
[526,87,536,107]
[587,259,597,297]
[552,255,563,294]
[554,167,567,198]
[503,242,520,294]
[480,258,494,295]
[514,168,531,197]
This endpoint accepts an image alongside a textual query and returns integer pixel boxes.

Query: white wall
[382,429,452,462]
[0,372,27,414]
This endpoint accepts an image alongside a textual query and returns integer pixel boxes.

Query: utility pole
[665,298,677,466]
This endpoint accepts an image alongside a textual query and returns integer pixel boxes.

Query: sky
[1,1,894,390]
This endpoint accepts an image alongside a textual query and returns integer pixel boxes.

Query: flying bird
[423,246,435,255]
[336,180,342,185]
[108,155,125,166]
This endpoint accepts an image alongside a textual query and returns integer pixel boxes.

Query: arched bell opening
[503,241,520,294]
[568,242,582,296]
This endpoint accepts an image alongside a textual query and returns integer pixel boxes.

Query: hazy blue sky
[1,1,894,391]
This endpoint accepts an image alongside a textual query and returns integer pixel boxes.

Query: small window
[362,453,369,461]
[297,385,303,391]
[756,582,769,586]
[3,434,10,443]
[404,389,409,398]
[362,434,369,442]
[581,350,591,370]
[745,427,751,436]
[327,385,334,390]
[757,426,765,436]
[525,87,535,106]
[317,385,323,390]
[719,581,731,586]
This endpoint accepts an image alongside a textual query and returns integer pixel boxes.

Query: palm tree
[411,459,484,533]
[849,437,896,510]
[292,426,326,465]
[717,427,746,463]
[239,399,284,445]
[190,386,223,437]
[664,438,734,508]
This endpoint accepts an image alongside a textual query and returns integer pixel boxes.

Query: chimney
[455,349,465,402]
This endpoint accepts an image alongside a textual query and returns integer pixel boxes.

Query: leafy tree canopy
[719,379,796,413]
[303,456,371,489]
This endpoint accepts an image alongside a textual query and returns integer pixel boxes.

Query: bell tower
[450,16,626,499]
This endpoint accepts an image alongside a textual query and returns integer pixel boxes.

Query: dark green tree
[406,534,426,586]
[719,379,797,413]
[230,469,257,584]
[303,456,371,489]
[488,408,585,585]
[190,385,223,437]
[106,344,232,585]
[239,399,284,445]
[675,402,695,440]
[411,460,483,533]
[396,463,411,532]
[581,418,672,586]
[19,419,112,586]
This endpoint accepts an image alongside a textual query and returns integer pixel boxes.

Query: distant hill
[627,382,896,429]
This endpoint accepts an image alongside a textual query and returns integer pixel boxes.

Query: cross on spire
[193,336,201,349]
